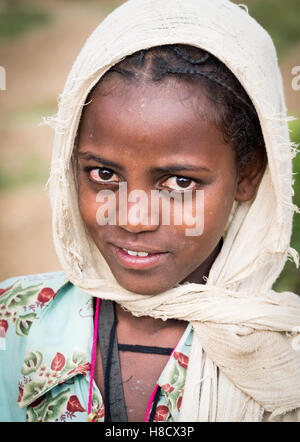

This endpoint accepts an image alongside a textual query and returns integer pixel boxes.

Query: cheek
[169,185,234,239]
[173,184,236,256]
[78,182,118,237]
[78,179,98,229]
[203,183,237,235]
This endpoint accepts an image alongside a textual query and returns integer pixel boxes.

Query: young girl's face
[77,75,260,295]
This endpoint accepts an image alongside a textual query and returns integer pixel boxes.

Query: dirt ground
[0,0,299,281]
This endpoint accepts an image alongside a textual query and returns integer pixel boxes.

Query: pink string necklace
[87,297,178,422]
[87,297,100,422]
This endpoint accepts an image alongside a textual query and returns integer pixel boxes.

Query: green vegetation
[248,0,300,58]
[232,0,300,59]
[0,1,52,41]
[0,151,49,192]
[90,0,125,15]
[274,118,300,293]
[0,100,57,130]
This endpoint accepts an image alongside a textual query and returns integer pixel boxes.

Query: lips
[121,248,152,257]
[111,243,169,270]
[111,241,167,255]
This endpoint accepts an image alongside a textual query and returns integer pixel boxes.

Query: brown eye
[89,168,119,183]
[162,176,197,191]
[176,177,192,188]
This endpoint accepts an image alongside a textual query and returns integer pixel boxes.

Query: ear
[235,154,267,202]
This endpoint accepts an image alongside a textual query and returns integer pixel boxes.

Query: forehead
[77,75,233,168]
[80,75,217,138]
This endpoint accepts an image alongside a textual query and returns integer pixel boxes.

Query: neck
[114,238,223,337]
[181,237,223,285]
[114,301,187,350]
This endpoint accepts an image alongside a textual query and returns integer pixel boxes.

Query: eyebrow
[78,151,211,173]
[150,165,211,174]
[78,152,124,171]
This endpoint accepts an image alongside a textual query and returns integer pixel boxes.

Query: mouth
[110,243,169,270]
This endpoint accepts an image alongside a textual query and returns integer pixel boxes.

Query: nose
[118,187,159,234]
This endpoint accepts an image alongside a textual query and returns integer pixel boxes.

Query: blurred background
[0,0,299,292]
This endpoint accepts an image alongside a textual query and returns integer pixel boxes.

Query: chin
[116,276,172,296]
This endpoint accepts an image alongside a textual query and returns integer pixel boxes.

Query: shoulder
[0,270,69,338]
[0,270,68,293]
[0,271,71,421]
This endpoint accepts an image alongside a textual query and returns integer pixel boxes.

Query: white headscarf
[47,0,300,421]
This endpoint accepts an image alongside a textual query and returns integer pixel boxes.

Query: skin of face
[77,75,265,295]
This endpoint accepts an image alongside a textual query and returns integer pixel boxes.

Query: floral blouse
[0,271,193,422]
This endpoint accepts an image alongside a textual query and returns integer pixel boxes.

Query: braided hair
[94,44,266,172]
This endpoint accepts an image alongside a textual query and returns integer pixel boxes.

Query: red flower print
[177,394,183,411]
[97,402,105,419]
[18,385,24,403]
[37,287,55,305]
[66,395,86,413]
[0,286,12,296]
[154,405,169,422]
[30,395,46,408]
[51,352,66,371]
[161,383,175,393]
[67,362,91,377]
[173,352,189,369]
[0,319,8,338]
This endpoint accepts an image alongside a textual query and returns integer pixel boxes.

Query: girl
[1,0,300,422]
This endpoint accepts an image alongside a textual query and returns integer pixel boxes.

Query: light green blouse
[0,271,192,422]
